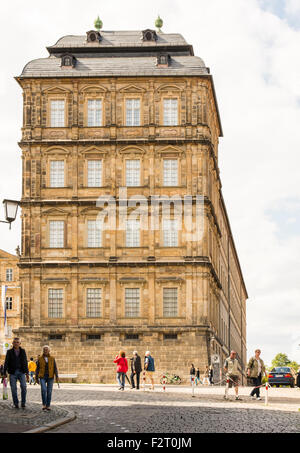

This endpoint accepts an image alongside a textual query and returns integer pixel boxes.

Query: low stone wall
[13,328,211,384]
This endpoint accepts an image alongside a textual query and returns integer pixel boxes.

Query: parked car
[268,367,296,388]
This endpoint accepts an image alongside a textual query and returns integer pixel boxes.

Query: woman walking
[114,351,128,391]
[189,363,196,385]
[35,346,59,410]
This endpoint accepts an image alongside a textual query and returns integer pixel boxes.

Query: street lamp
[1,200,19,229]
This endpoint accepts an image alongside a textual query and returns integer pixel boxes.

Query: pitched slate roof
[21,55,208,78]
[48,31,189,50]
[19,30,210,78]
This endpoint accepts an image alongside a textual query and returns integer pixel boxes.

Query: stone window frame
[161,217,180,248]
[80,147,109,189]
[123,95,143,127]
[46,216,68,249]
[6,296,13,311]
[156,146,184,188]
[162,97,179,126]
[85,216,104,249]
[162,287,179,318]
[49,159,66,188]
[85,287,103,318]
[156,84,182,126]
[118,146,146,188]
[42,147,71,190]
[84,96,105,127]
[86,158,103,188]
[155,281,183,319]
[47,287,65,319]
[125,217,141,248]
[123,286,141,319]
[124,158,142,187]
[6,268,13,282]
[47,95,68,128]
[81,208,107,250]
[162,156,180,187]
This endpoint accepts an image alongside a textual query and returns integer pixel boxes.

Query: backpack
[145,356,155,372]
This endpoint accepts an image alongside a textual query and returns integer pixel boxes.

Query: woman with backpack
[114,351,128,391]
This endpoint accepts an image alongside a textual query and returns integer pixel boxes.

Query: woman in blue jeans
[36,346,59,410]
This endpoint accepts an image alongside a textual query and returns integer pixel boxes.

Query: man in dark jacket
[130,351,142,390]
[3,338,29,409]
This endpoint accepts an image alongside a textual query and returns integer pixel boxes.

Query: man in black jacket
[130,351,142,390]
[3,338,29,409]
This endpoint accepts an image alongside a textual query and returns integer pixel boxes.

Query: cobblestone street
[1,384,299,433]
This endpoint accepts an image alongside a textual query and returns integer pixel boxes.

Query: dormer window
[142,29,157,42]
[157,53,170,68]
[61,54,76,68]
[86,30,102,43]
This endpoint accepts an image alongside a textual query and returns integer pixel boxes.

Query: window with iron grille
[163,288,178,317]
[125,334,139,340]
[50,161,65,187]
[163,99,178,126]
[86,288,102,318]
[87,334,101,340]
[50,100,65,127]
[125,288,140,318]
[126,99,140,126]
[126,160,140,187]
[87,99,102,127]
[163,219,178,247]
[6,269,13,282]
[87,160,102,187]
[163,159,178,186]
[49,221,64,248]
[126,219,140,247]
[87,220,102,248]
[49,334,63,340]
[48,289,63,318]
[6,297,13,310]
[164,333,178,340]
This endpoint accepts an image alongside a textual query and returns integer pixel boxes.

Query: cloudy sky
[0,0,299,365]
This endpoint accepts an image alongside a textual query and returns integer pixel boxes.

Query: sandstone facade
[14,29,247,383]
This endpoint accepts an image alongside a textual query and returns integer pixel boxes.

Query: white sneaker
[257,397,262,401]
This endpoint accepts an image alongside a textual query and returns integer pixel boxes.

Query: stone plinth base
[14,326,211,383]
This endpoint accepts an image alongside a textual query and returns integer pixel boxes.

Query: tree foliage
[271,353,299,372]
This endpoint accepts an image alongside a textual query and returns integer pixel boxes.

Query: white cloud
[0,0,300,364]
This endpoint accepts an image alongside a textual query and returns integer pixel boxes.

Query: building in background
[0,249,21,357]
[14,22,248,382]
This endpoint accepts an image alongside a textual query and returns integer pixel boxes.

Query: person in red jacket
[114,351,128,390]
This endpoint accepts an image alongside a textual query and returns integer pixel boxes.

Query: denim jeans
[29,372,35,384]
[117,372,125,388]
[9,371,27,407]
[40,374,54,407]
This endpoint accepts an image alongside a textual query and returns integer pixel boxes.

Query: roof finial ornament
[94,16,103,32]
[155,15,163,33]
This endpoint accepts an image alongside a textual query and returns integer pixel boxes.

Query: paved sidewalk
[0,400,74,433]
[1,384,299,433]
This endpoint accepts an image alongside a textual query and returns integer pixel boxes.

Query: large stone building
[0,249,21,357]
[15,24,248,382]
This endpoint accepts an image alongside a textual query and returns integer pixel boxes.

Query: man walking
[144,351,155,390]
[35,345,59,410]
[130,351,142,390]
[247,349,267,400]
[28,357,37,385]
[224,350,241,400]
[3,338,29,409]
